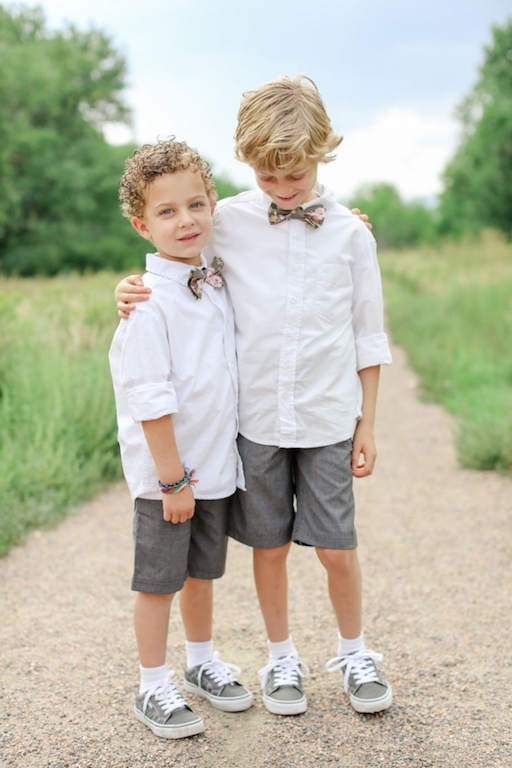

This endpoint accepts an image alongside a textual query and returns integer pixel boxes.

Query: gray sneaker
[134,672,204,739]
[325,649,393,714]
[183,652,254,712]
[258,653,309,715]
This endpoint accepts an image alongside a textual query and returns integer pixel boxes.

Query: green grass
[1,238,511,556]
[0,272,124,556]
[380,233,512,474]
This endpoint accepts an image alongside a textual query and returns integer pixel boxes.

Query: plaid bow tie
[268,202,326,229]
[187,256,224,300]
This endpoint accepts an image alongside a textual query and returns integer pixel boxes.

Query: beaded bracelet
[158,466,198,495]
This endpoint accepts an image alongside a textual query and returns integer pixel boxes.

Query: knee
[254,543,290,567]
[182,577,212,598]
[316,547,357,575]
[139,591,174,607]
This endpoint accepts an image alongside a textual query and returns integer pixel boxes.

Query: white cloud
[320,108,461,202]
[33,0,502,202]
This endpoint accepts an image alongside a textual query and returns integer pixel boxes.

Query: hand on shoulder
[115,275,151,319]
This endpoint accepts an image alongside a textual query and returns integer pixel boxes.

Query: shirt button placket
[277,221,306,444]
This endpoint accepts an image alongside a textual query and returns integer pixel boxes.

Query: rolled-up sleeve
[120,308,178,422]
[351,227,393,371]
[126,382,178,422]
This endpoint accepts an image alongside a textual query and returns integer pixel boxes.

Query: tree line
[349,16,512,248]
[0,4,510,274]
[0,4,241,275]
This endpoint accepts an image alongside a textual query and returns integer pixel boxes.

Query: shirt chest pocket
[314,262,353,324]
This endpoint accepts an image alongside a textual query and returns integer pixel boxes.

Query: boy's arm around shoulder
[116,274,151,319]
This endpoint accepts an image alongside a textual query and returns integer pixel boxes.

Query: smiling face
[131,169,214,266]
[252,162,319,210]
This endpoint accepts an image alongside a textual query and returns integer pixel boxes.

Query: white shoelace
[258,653,309,690]
[325,649,383,693]
[141,671,187,715]
[197,651,241,687]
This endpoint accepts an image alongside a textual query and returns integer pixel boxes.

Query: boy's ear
[131,216,153,242]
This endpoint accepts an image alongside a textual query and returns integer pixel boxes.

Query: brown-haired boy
[109,138,252,740]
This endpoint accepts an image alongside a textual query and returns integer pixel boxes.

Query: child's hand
[351,421,377,478]
[351,208,373,231]
[115,275,151,319]
[162,485,196,524]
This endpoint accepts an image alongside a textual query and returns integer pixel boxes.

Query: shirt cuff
[126,382,178,422]
[355,333,393,371]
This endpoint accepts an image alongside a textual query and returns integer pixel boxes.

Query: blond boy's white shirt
[204,184,392,449]
[109,253,244,500]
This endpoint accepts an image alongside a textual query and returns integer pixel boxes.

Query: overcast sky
[27,0,511,202]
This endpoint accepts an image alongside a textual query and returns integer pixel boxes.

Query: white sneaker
[134,671,204,739]
[183,651,254,712]
[326,649,392,714]
[258,654,309,715]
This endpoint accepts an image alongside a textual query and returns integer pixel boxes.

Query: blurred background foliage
[349,19,512,246]
[0,3,244,276]
[0,5,511,554]
[0,5,511,273]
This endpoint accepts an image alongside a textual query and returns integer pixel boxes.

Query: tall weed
[0,273,123,555]
[2,238,510,555]
[380,233,512,474]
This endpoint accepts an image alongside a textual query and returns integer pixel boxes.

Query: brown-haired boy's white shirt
[109,252,244,500]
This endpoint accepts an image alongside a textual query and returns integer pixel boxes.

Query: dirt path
[1,343,511,768]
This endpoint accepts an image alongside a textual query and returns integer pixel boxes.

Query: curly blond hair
[119,138,217,219]
[234,75,343,171]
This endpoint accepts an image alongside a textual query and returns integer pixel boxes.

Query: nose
[275,182,293,198]
[178,208,195,226]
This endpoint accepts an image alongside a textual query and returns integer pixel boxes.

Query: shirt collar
[145,252,207,283]
[260,182,337,212]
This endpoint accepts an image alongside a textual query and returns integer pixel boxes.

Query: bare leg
[179,577,213,642]
[315,547,362,639]
[134,591,174,667]
[253,543,291,642]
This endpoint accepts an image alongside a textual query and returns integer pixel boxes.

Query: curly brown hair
[119,138,217,219]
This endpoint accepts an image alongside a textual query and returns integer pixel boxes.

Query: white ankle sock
[139,663,168,693]
[338,632,365,656]
[186,639,214,669]
[268,636,297,661]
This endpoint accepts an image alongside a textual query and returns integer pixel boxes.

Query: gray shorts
[228,436,357,550]
[132,497,230,594]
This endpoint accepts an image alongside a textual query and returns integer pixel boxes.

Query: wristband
[159,466,198,494]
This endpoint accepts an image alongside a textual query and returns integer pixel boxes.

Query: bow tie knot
[268,202,326,228]
[187,256,224,299]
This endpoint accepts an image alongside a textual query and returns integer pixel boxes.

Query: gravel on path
[1,343,511,768]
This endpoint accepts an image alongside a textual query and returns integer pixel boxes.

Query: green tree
[348,183,437,249]
[213,172,247,200]
[0,5,248,275]
[440,18,512,238]
[0,4,138,274]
